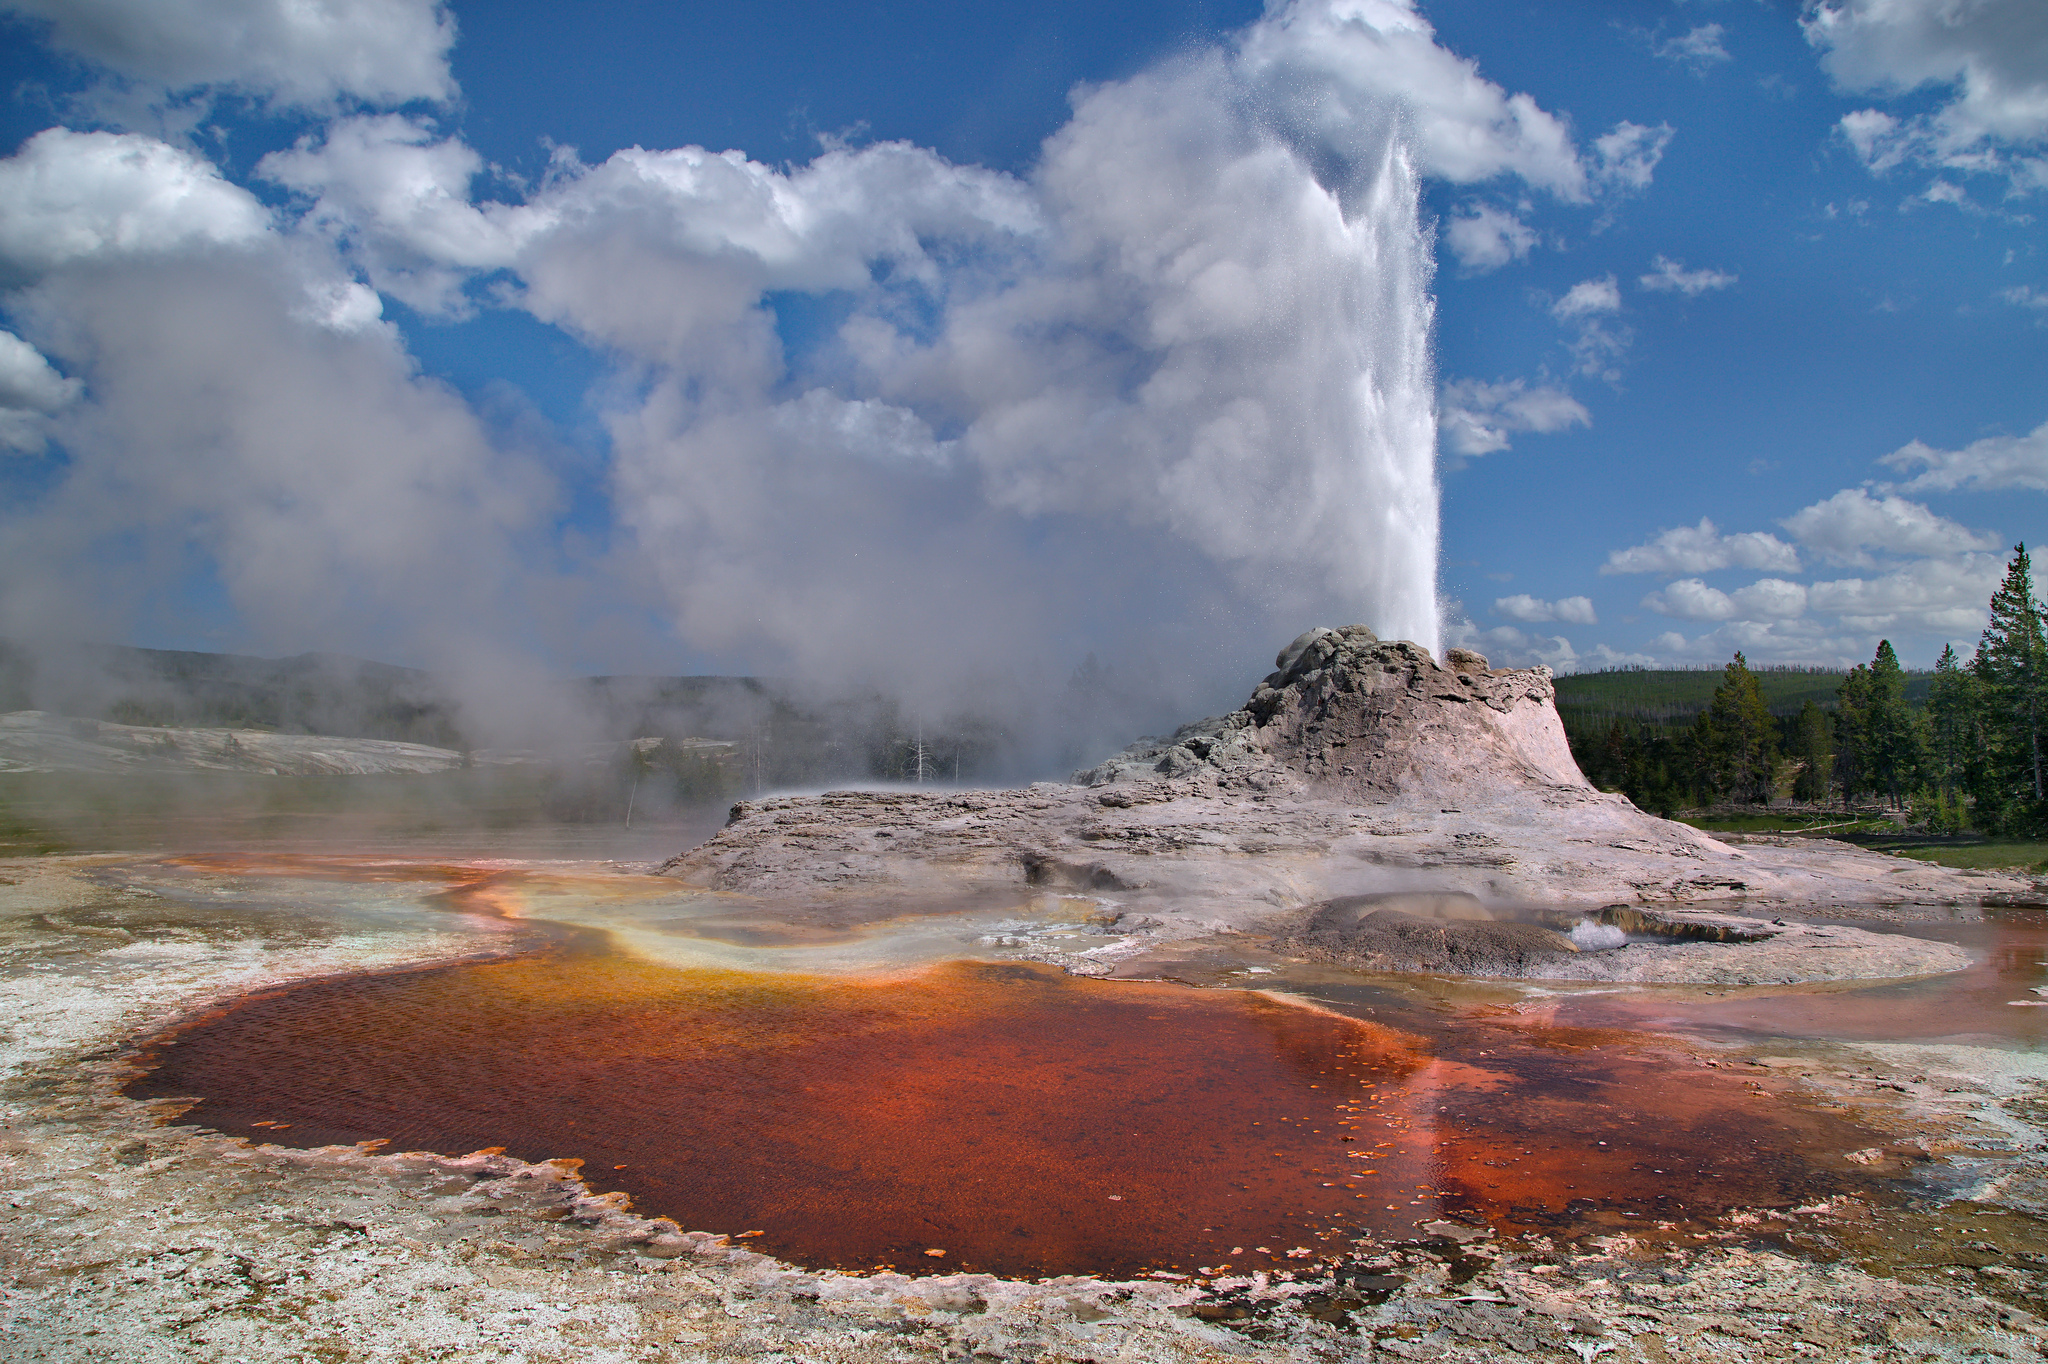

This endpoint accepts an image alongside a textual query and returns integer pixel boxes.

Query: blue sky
[0,0,2043,731]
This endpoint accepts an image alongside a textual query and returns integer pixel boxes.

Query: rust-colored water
[127,930,1891,1280]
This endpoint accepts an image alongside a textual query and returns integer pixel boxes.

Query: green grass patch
[1866,840,2048,871]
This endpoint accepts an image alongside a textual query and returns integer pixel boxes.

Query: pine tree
[1833,664,1872,804]
[1791,701,1832,804]
[1924,643,1978,806]
[1705,652,1777,804]
[1976,544,2047,823]
[1864,640,1923,808]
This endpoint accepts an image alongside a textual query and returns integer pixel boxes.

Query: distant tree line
[1580,544,2047,834]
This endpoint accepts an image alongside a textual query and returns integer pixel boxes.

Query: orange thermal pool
[125,928,1892,1279]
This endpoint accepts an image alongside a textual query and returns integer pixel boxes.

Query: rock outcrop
[1073,625,1586,802]
[661,627,2040,976]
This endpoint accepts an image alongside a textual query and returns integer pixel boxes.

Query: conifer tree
[1975,543,2047,825]
[1791,700,1832,804]
[1864,640,1923,808]
[1833,664,1872,804]
[1924,643,1978,805]
[1705,652,1777,803]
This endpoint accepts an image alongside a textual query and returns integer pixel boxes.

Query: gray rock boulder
[1072,625,1585,806]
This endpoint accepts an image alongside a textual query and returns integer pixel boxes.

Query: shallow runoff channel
[88,847,2048,1285]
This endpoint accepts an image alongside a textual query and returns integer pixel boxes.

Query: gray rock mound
[1282,891,1580,975]
[1073,625,1585,804]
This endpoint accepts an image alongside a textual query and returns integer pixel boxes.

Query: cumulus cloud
[1442,201,1535,271]
[0,128,270,276]
[1494,593,1596,624]
[0,329,82,452]
[1236,0,1588,198]
[1602,518,1803,575]
[1808,553,2008,633]
[1548,275,1631,381]
[1438,377,1589,456]
[1729,577,1812,620]
[1639,255,1737,295]
[1552,275,1621,319]
[1442,611,1580,671]
[1779,487,2002,565]
[1641,578,1736,621]
[1591,121,1675,193]
[1653,25,1732,73]
[1878,418,2048,491]
[1644,574,1812,626]
[0,0,457,109]
[256,114,516,315]
[1805,0,2048,193]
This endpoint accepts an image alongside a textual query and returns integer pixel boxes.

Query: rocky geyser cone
[1074,624,1588,806]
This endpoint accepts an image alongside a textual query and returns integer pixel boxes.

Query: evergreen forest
[1560,544,2048,835]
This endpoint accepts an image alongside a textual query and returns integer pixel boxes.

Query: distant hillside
[1553,667,1934,740]
[0,641,463,747]
[0,641,1007,787]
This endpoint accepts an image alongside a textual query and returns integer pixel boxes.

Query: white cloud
[0,0,1658,730]
[1729,578,1811,620]
[1550,275,1630,378]
[2002,284,2048,309]
[257,114,527,315]
[1643,575,1811,625]
[1602,518,1803,575]
[1552,275,1621,319]
[0,0,457,109]
[1879,418,2048,491]
[0,255,567,719]
[1636,619,1886,669]
[1838,108,1910,171]
[0,128,270,276]
[1237,0,1589,199]
[1495,593,1596,625]
[1806,0,2048,193]
[1442,613,1580,671]
[1438,377,1589,456]
[1639,255,1737,295]
[0,329,81,415]
[1654,24,1732,73]
[1592,121,1675,193]
[1642,578,1737,621]
[1443,201,1535,271]
[1779,487,2002,565]
[1808,553,2009,633]
[0,329,82,452]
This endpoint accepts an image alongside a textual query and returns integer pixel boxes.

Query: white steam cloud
[0,0,1639,748]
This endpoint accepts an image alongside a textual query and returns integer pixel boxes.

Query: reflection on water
[118,850,1910,1279]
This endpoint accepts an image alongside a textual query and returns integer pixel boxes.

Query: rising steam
[0,0,1603,751]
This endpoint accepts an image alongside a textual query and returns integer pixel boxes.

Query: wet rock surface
[1288,903,1581,976]
[665,629,2035,983]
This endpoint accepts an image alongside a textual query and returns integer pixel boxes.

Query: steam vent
[666,625,1998,984]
